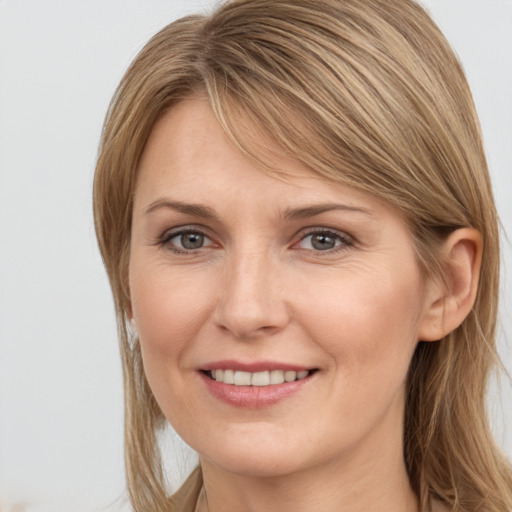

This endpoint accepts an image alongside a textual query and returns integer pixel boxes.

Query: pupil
[312,234,335,250]
[181,233,204,249]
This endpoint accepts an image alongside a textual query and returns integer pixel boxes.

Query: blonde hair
[93,0,512,510]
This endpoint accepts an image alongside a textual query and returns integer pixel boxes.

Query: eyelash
[295,228,354,254]
[158,227,213,255]
[157,227,354,255]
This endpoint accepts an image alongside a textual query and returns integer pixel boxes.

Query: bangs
[197,0,471,231]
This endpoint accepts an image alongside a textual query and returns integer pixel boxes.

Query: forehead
[137,97,311,187]
[135,97,392,216]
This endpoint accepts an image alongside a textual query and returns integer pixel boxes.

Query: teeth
[269,370,285,385]
[284,370,296,382]
[234,371,252,386]
[251,371,269,386]
[210,369,312,386]
[223,369,234,384]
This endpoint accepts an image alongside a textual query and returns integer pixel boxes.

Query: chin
[195,427,315,479]
[203,449,308,479]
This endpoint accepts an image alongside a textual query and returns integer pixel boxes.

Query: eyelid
[160,225,208,241]
[293,227,355,252]
[157,225,216,252]
[154,224,355,255]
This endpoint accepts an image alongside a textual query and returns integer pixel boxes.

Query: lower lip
[199,372,314,408]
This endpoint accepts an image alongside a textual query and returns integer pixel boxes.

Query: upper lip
[200,360,315,373]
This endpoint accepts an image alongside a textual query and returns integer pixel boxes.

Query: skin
[128,97,475,512]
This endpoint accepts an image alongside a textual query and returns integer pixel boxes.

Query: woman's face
[129,98,436,479]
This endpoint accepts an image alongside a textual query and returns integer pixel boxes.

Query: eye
[160,228,214,252]
[296,230,352,252]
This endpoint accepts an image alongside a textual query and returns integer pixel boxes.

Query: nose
[213,249,290,339]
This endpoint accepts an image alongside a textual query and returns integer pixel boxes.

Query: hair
[93,0,512,510]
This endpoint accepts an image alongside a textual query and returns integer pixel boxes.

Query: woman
[93,0,512,510]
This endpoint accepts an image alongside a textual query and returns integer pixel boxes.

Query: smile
[199,365,318,408]
[207,369,314,386]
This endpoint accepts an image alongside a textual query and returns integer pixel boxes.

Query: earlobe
[418,228,482,342]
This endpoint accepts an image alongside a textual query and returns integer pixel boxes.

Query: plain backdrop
[0,1,511,511]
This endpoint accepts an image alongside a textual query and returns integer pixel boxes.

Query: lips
[199,361,317,408]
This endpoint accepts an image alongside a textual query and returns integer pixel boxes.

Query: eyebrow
[144,199,217,218]
[281,203,374,220]
[144,198,373,220]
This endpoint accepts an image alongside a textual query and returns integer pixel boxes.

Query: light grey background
[0,1,511,511]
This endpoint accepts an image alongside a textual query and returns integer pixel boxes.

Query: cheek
[298,264,424,381]
[132,267,202,340]
[129,266,214,383]
[129,267,217,428]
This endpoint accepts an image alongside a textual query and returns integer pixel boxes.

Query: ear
[418,228,482,342]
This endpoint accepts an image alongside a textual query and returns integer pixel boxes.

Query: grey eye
[296,230,350,252]
[178,232,205,250]
[161,228,215,253]
[310,233,337,250]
